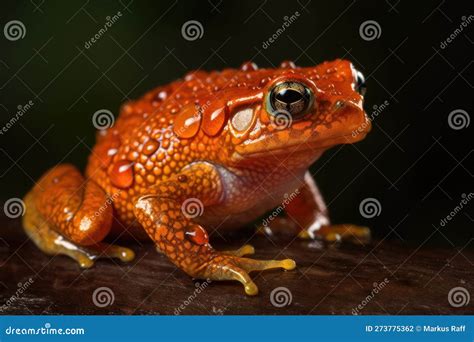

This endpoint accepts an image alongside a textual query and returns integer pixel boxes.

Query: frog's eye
[267,81,313,120]
[354,70,366,96]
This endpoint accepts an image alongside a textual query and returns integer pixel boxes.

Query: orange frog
[23,59,371,295]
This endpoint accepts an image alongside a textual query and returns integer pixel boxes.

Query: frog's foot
[202,253,296,296]
[301,224,371,244]
[52,234,135,268]
[222,244,255,257]
[23,209,135,268]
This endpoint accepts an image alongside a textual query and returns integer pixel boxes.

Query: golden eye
[267,81,313,119]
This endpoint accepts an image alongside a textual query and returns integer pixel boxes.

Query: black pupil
[275,88,303,104]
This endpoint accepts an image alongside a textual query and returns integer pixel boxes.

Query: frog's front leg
[133,162,295,296]
[259,172,370,243]
[285,172,371,243]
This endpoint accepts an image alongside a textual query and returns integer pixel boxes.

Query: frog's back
[84,70,231,224]
[85,67,262,192]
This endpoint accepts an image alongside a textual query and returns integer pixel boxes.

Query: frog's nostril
[354,70,366,96]
[334,100,345,110]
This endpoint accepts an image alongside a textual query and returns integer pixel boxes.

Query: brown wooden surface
[1,213,473,315]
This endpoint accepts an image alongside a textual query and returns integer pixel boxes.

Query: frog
[22,59,371,295]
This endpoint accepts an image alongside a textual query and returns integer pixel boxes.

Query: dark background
[0,0,472,246]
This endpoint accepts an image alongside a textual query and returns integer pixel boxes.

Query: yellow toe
[119,248,135,262]
[78,256,94,269]
[281,259,296,270]
[240,244,255,255]
[245,282,259,296]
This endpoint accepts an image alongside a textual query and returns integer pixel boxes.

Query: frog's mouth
[235,133,367,158]
[235,104,371,157]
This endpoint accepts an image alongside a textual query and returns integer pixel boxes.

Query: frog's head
[214,60,371,170]
[172,60,370,171]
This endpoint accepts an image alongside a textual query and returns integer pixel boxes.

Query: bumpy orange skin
[87,59,367,223]
[23,60,371,295]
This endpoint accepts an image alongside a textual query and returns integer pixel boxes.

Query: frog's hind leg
[22,164,135,268]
